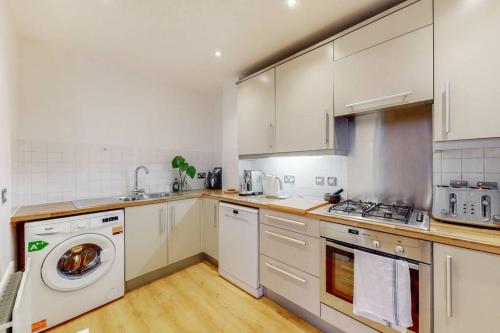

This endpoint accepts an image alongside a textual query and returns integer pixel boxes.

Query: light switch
[315,177,325,185]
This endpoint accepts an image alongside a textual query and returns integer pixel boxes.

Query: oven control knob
[372,240,380,248]
[395,245,405,255]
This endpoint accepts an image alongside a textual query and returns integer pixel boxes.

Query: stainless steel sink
[116,192,171,202]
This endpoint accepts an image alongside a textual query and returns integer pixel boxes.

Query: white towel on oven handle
[352,249,413,332]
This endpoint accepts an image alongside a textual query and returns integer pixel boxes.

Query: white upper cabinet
[434,0,500,141]
[333,0,433,116]
[434,244,500,333]
[237,69,275,155]
[275,43,334,153]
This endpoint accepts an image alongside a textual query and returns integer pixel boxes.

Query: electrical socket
[327,177,337,186]
[315,176,325,185]
[197,173,206,179]
[284,175,295,184]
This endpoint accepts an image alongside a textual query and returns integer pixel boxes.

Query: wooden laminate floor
[48,261,321,333]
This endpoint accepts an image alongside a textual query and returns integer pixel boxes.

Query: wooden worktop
[11,191,500,255]
[10,190,325,225]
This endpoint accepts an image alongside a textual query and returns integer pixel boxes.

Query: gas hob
[326,199,430,230]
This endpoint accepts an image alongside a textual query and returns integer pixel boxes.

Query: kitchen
[1,0,500,332]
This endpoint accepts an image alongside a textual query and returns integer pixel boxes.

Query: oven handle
[324,239,421,271]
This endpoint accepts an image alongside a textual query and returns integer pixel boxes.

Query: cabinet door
[201,198,219,260]
[168,198,201,264]
[334,26,433,116]
[237,68,275,155]
[125,203,168,281]
[275,43,334,152]
[434,243,500,333]
[434,1,500,141]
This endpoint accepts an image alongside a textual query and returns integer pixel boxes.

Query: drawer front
[321,304,378,333]
[260,209,319,237]
[334,0,432,60]
[260,224,320,276]
[260,255,320,316]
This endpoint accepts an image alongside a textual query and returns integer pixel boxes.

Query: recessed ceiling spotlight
[215,50,222,57]
[287,0,297,8]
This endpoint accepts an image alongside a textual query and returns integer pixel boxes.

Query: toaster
[432,181,500,228]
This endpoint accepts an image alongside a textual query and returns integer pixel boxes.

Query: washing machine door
[41,233,116,292]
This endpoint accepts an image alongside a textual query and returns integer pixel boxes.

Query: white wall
[0,1,16,273]
[220,80,239,189]
[13,39,222,206]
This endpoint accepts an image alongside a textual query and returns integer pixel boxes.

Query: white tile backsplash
[434,147,500,186]
[239,155,348,199]
[12,139,221,206]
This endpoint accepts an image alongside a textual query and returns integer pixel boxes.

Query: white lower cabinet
[201,198,219,260]
[260,255,320,316]
[167,198,201,264]
[434,243,500,333]
[125,203,168,281]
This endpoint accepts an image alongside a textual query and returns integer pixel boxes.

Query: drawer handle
[264,231,306,246]
[266,215,307,228]
[265,263,306,284]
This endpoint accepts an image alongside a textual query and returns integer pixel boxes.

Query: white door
[168,198,201,264]
[334,26,433,116]
[434,243,500,333]
[434,0,500,141]
[42,233,116,291]
[0,3,13,273]
[201,198,218,260]
[125,204,168,280]
[275,43,334,152]
[237,68,275,155]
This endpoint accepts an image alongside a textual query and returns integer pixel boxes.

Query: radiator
[0,259,31,333]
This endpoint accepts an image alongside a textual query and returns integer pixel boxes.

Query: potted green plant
[171,155,196,192]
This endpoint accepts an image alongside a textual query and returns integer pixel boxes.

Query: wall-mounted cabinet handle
[446,255,453,318]
[265,230,306,246]
[265,262,306,284]
[345,91,412,110]
[265,215,307,228]
[325,110,330,145]
[445,81,451,134]
[268,123,273,149]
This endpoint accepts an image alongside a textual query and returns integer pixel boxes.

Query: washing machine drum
[42,233,116,292]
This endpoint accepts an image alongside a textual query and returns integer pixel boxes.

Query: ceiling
[7,0,399,94]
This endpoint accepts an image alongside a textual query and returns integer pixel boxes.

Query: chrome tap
[133,166,150,195]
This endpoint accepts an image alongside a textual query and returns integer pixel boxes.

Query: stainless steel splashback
[344,104,433,210]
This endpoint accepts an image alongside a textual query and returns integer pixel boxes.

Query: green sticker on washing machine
[28,241,49,252]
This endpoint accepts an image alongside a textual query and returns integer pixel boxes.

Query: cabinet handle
[325,110,330,145]
[265,262,306,284]
[159,207,165,233]
[268,123,273,149]
[213,204,217,228]
[265,215,307,228]
[445,81,451,134]
[170,206,175,232]
[345,91,412,110]
[265,230,306,246]
[446,255,453,318]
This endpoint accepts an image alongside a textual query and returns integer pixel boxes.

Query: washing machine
[25,210,125,332]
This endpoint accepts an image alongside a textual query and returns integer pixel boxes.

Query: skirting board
[218,269,264,299]
[264,288,341,333]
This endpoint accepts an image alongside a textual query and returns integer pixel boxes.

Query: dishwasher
[218,202,263,298]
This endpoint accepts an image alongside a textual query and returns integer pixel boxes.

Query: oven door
[320,238,431,333]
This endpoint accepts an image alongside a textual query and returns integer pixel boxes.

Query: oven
[320,221,432,333]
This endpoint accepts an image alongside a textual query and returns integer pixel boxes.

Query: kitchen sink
[116,192,171,202]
